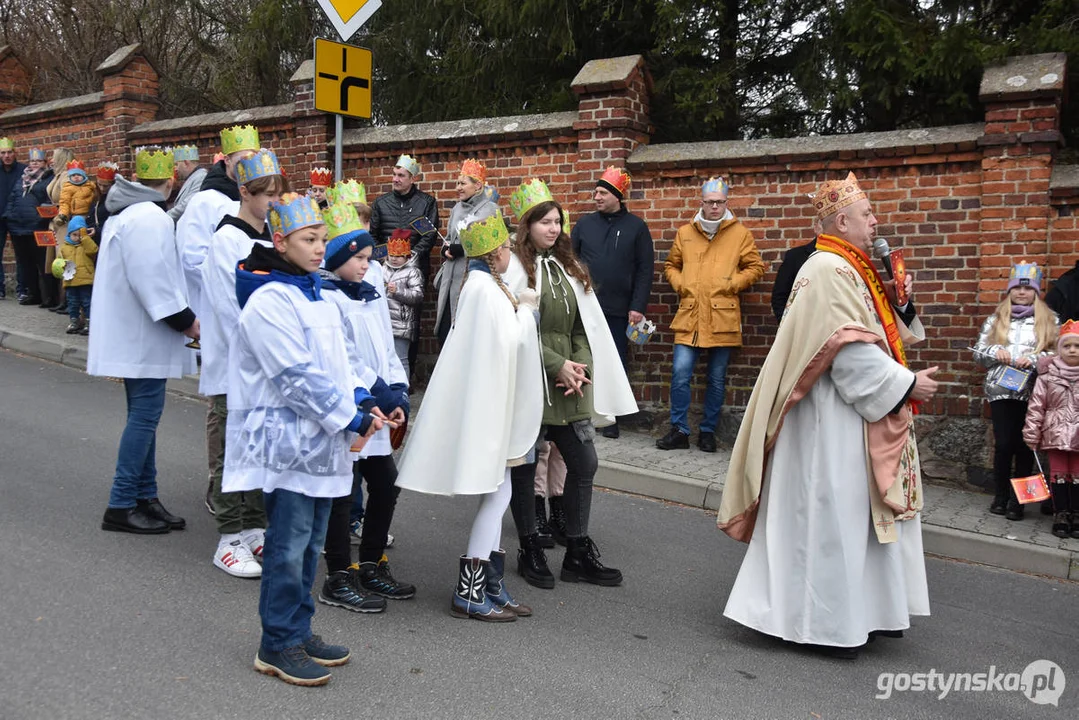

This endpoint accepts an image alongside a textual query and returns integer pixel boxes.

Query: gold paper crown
[461,158,486,184]
[813,172,867,220]
[219,125,260,156]
[268,193,323,237]
[326,179,366,206]
[310,167,333,187]
[235,148,282,185]
[134,147,175,181]
[460,212,509,258]
[509,178,554,221]
[0,137,13,151]
[322,202,364,241]
[387,235,412,257]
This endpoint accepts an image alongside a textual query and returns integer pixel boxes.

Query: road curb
[3,323,1076,581]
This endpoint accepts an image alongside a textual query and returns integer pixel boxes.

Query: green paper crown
[135,146,175,181]
[322,202,364,241]
[326,179,366,206]
[0,137,13,151]
[220,125,260,156]
[461,212,509,258]
[509,178,553,221]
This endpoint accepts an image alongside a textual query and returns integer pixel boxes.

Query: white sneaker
[386,532,395,548]
[241,528,265,559]
[214,538,262,578]
[350,519,394,548]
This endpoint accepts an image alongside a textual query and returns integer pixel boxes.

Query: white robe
[223,282,360,498]
[176,188,238,320]
[86,201,193,379]
[396,269,543,496]
[199,221,269,397]
[723,342,931,647]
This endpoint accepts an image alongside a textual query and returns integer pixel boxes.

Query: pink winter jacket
[1023,357,1079,451]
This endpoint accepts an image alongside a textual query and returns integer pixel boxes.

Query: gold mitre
[813,172,867,219]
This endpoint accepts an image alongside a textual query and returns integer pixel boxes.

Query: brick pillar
[977,53,1066,303]
[289,59,331,185]
[0,46,30,115]
[96,44,160,170]
[570,55,651,209]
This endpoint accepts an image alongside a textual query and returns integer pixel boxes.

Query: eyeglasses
[703,200,727,207]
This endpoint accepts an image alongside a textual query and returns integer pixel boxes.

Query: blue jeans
[67,285,92,321]
[107,378,167,508]
[669,344,732,435]
[259,489,332,652]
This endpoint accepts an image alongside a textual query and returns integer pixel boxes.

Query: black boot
[534,496,555,549]
[450,556,515,622]
[656,426,689,450]
[561,536,623,586]
[517,533,554,589]
[101,506,170,534]
[600,420,620,439]
[1005,497,1024,521]
[137,498,186,530]
[548,496,568,546]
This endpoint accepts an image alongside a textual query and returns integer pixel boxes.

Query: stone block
[570,56,645,95]
[980,53,1067,103]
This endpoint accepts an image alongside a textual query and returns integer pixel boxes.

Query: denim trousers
[66,285,92,321]
[669,344,732,435]
[259,489,332,652]
[107,378,167,508]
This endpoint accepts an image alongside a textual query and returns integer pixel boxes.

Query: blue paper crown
[29,148,46,162]
[702,176,729,195]
[1009,262,1043,288]
[173,145,199,162]
[236,148,281,185]
[268,193,323,237]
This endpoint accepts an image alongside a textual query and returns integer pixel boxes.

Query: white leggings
[466,469,512,559]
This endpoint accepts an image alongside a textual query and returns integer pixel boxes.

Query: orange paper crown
[1061,319,1079,337]
[598,166,631,198]
[813,172,867,220]
[96,162,118,181]
[66,160,85,172]
[310,167,332,187]
[213,152,227,164]
[388,229,412,257]
[461,158,486,185]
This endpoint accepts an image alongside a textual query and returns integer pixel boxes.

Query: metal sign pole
[334,115,344,181]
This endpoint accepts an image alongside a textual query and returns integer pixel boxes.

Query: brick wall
[1,46,1076,474]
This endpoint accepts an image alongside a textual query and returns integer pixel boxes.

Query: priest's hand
[903,271,914,300]
[910,366,939,402]
[183,318,201,341]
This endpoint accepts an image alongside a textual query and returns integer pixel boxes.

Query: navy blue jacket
[571,207,654,317]
[4,168,53,236]
[0,160,27,222]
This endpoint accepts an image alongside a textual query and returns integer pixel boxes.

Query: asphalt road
[0,348,1076,720]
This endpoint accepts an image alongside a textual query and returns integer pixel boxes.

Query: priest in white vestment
[717,173,938,658]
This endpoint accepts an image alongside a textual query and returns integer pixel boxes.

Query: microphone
[872,237,895,280]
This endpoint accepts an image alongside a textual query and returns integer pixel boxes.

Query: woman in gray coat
[434,159,497,345]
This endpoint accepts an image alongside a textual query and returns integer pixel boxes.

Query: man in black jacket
[0,138,27,298]
[369,154,440,374]
[770,239,817,322]
[571,166,654,438]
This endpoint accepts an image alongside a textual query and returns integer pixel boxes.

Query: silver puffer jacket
[384,255,425,340]
[973,313,1058,403]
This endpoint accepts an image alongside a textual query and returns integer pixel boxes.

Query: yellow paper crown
[268,192,323,237]
[235,148,281,185]
[326,179,366,206]
[322,202,364,241]
[509,178,554,221]
[813,172,867,220]
[460,212,509,258]
[0,137,13,151]
[219,125,260,156]
[134,146,175,181]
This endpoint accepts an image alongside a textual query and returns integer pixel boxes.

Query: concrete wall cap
[571,55,644,94]
[129,103,294,137]
[628,123,984,168]
[290,59,315,84]
[0,92,104,124]
[979,53,1067,102]
[341,110,577,148]
[95,44,145,76]
[1051,165,1079,191]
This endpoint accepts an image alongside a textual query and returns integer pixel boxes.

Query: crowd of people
[6,129,1074,682]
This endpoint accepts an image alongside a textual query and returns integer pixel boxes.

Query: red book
[891,248,908,306]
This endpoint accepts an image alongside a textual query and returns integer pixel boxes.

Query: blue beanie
[67,215,89,239]
[325,229,375,272]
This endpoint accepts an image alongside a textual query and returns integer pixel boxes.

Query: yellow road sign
[316,0,382,41]
[314,37,373,119]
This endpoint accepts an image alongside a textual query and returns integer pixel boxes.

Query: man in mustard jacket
[658,178,764,452]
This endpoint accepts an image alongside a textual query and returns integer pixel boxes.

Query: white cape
[723,342,930,647]
[504,253,637,426]
[396,269,542,496]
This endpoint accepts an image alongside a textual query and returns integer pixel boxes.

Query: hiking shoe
[241,528,265,559]
[204,481,216,516]
[349,519,363,545]
[656,426,689,450]
[214,537,262,578]
[65,321,82,334]
[303,635,351,667]
[254,645,330,686]
[356,555,415,599]
[698,432,717,453]
[318,570,387,613]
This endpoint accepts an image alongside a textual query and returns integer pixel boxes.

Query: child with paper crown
[1023,319,1079,538]
[397,212,542,621]
[202,148,289,580]
[224,193,386,687]
[973,261,1059,521]
[314,201,412,613]
[59,215,97,334]
[57,160,98,224]
[384,228,424,375]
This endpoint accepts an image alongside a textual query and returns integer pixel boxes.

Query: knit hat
[66,215,89,240]
[1007,262,1042,293]
[325,229,375,272]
